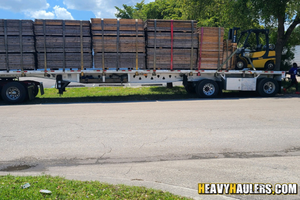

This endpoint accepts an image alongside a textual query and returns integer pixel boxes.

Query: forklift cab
[229,28,276,70]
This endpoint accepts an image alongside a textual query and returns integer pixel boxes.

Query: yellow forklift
[229,28,276,70]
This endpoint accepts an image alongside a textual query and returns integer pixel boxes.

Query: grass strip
[30,86,196,104]
[0,175,192,200]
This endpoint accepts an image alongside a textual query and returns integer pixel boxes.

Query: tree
[240,0,300,70]
[115,0,185,20]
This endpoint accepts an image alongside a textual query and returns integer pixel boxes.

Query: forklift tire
[235,58,247,70]
[196,80,219,98]
[184,82,196,94]
[257,78,279,97]
[264,61,275,70]
[1,82,27,104]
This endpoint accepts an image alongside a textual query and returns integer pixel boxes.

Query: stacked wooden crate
[197,27,225,70]
[145,20,198,70]
[91,18,145,69]
[222,39,237,70]
[34,20,92,70]
[0,20,35,70]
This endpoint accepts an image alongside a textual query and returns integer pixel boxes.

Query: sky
[0,0,154,20]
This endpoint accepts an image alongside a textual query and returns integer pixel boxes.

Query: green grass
[30,86,196,104]
[0,175,191,200]
[37,86,188,98]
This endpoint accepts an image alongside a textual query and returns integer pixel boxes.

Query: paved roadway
[0,98,300,200]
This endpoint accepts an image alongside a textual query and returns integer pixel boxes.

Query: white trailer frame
[0,68,286,104]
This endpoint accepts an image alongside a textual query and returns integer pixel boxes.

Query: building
[292,45,300,65]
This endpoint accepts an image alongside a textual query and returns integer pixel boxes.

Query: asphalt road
[0,98,300,200]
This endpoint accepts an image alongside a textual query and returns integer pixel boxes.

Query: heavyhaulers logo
[198,183,298,195]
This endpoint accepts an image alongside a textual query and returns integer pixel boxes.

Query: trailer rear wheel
[1,82,27,104]
[257,78,278,97]
[196,80,219,98]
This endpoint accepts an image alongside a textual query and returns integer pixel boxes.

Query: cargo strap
[190,21,194,71]
[43,20,47,76]
[19,20,24,75]
[153,19,157,71]
[217,27,221,70]
[62,20,66,71]
[80,21,84,75]
[226,40,229,70]
[170,20,174,70]
[4,20,9,72]
[101,19,105,73]
[116,19,120,70]
[198,27,204,70]
[135,19,138,70]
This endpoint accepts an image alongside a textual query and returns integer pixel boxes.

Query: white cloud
[25,5,74,20]
[95,12,101,18]
[63,0,103,11]
[0,0,49,12]
[53,5,74,20]
[63,0,155,18]
[26,10,55,19]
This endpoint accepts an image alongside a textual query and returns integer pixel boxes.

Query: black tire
[235,58,247,70]
[1,82,27,104]
[264,60,275,70]
[184,82,196,94]
[257,78,279,97]
[196,80,219,98]
[33,84,39,97]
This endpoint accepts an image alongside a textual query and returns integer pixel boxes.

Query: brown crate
[146,48,197,69]
[0,36,35,53]
[37,52,92,69]
[0,20,33,36]
[198,27,224,70]
[34,19,91,36]
[35,36,91,53]
[145,20,197,32]
[0,53,35,70]
[93,36,145,53]
[94,53,145,69]
[147,32,198,48]
[91,18,144,32]
[34,19,90,26]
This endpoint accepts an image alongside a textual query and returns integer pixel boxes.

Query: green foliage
[0,175,191,199]
[115,0,185,20]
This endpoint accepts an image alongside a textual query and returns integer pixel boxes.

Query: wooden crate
[35,36,91,53]
[34,20,90,36]
[93,36,145,53]
[145,20,197,32]
[147,48,197,69]
[92,19,145,69]
[0,20,34,36]
[222,40,237,70]
[94,53,146,69]
[0,53,35,70]
[0,36,35,53]
[37,52,92,69]
[198,27,225,70]
[91,19,144,36]
[146,32,198,48]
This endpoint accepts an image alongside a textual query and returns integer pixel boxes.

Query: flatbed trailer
[0,68,285,104]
